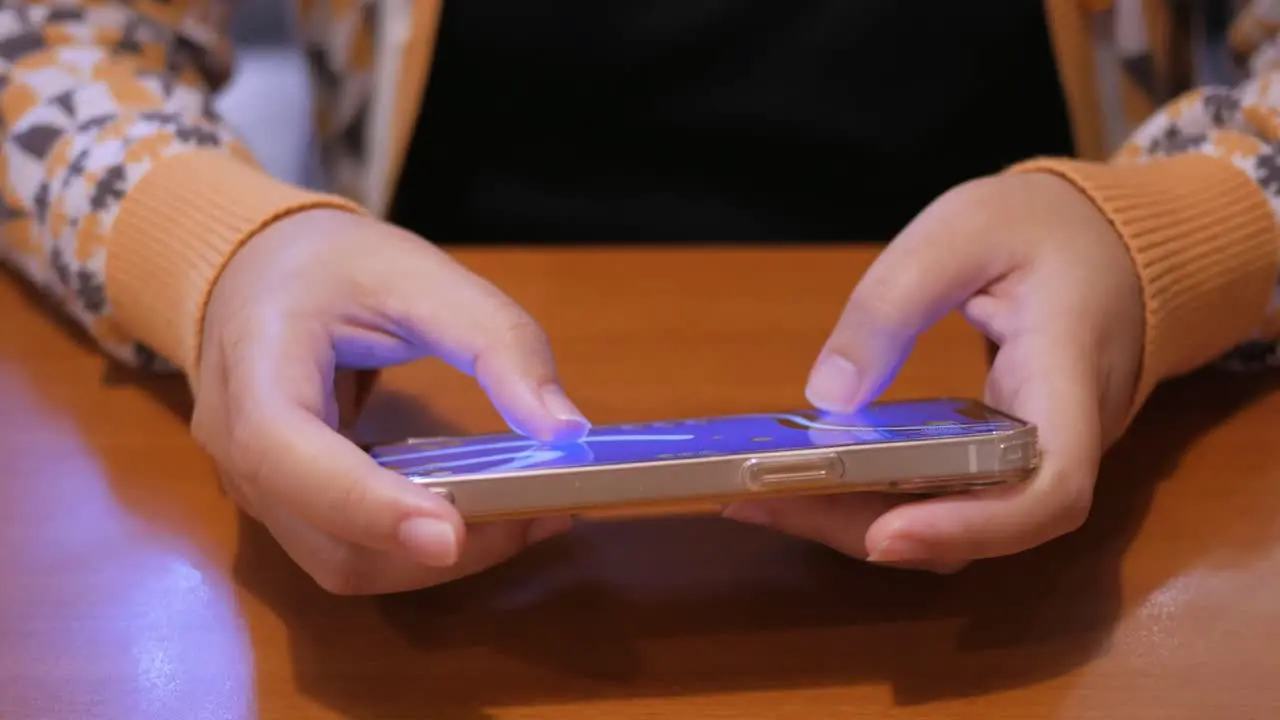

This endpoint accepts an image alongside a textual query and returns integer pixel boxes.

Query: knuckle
[311,550,413,596]
[309,558,367,596]
[296,540,374,596]
[1057,493,1093,536]
[215,467,262,520]
[219,413,290,516]
[354,277,402,320]
[329,476,376,532]
[224,412,270,479]
[1029,462,1096,543]
[217,454,270,521]
[475,304,554,375]
[491,305,548,348]
[189,396,271,520]
[1041,476,1094,539]
[264,512,383,596]
[843,278,909,336]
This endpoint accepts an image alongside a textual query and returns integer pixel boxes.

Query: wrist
[1006,155,1278,413]
[106,152,365,378]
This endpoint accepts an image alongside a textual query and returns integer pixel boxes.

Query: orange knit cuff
[106,150,366,377]
[1008,154,1278,413]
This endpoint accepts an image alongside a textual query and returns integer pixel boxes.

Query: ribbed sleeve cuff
[1009,154,1279,411]
[106,150,365,375]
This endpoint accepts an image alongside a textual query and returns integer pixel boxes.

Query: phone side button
[742,454,845,490]
[411,483,456,505]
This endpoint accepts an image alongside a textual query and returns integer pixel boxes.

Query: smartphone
[368,398,1038,522]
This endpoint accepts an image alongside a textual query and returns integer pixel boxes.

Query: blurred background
[218,0,315,187]
[217,0,1242,192]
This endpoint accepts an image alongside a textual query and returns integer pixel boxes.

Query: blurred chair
[1047,0,1229,159]
[218,0,315,185]
[228,0,294,46]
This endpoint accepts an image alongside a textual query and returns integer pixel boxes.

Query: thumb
[807,193,1013,412]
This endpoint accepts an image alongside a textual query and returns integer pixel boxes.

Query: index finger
[224,317,466,568]
[808,181,1019,412]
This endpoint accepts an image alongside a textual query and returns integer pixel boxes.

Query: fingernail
[867,537,927,564]
[526,515,574,544]
[540,385,591,435]
[722,502,772,527]
[397,517,459,567]
[805,353,861,411]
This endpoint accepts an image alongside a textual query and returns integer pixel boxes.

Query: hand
[723,173,1145,572]
[191,210,590,594]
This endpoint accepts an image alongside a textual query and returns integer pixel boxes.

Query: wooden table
[3,246,1280,719]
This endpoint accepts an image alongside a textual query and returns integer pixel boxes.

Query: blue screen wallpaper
[371,399,1020,479]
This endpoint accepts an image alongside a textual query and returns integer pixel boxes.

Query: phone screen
[371,399,1024,479]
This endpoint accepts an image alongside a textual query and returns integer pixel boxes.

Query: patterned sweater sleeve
[1010,0,1280,407]
[1117,0,1280,371]
[0,1,359,374]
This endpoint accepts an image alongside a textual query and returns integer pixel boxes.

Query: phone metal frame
[371,400,1040,522]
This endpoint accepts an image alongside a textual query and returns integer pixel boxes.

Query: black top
[389,2,1074,243]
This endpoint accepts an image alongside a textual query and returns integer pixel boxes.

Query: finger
[231,309,580,568]
[353,239,590,443]
[447,515,574,580]
[807,185,1018,412]
[722,492,907,558]
[472,317,590,444]
[248,406,472,566]
[261,504,572,595]
[864,329,1102,564]
[219,316,468,566]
